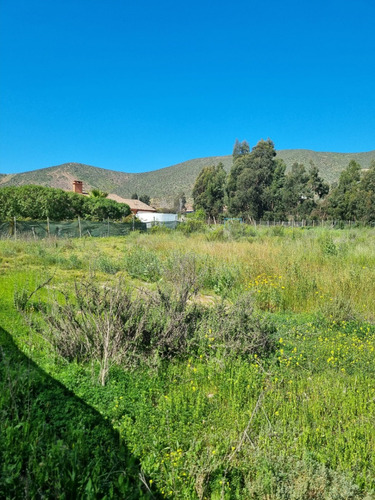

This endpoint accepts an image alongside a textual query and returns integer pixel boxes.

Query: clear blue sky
[1,0,374,174]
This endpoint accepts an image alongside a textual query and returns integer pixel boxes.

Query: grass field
[1,226,375,498]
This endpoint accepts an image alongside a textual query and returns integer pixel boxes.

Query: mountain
[1,150,374,207]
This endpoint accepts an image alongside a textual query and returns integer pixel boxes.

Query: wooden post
[14,217,17,240]
[47,217,50,236]
[78,216,82,238]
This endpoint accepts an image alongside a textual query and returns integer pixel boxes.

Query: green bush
[124,247,162,282]
[94,255,121,274]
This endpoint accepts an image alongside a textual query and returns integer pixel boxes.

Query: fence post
[78,216,82,238]
[108,218,110,237]
[47,217,50,236]
[14,217,17,240]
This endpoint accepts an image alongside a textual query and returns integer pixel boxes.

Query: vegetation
[131,193,152,205]
[0,185,131,220]
[326,160,375,221]
[1,149,375,207]
[192,140,374,223]
[173,191,187,214]
[192,163,226,221]
[1,226,375,498]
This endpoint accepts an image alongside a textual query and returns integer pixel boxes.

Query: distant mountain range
[1,149,374,207]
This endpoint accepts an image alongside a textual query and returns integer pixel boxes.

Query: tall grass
[1,227,375,498]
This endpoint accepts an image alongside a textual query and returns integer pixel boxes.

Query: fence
[224,219,375,228]
[0,219,147,239]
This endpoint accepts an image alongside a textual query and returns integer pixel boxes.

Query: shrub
[124,247,162,282]
[320,294,357,323]
[31,260,275,384]
[198,292,275,359]
[93,255,121,274]
[318,232,337,256]
[177,219,207,234]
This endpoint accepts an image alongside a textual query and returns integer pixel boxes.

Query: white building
[136,212,178,229]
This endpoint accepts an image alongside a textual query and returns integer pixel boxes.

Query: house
[106,194,156,214]
[71,181,156,214]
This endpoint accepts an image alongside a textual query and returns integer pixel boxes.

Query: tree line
[192,139,375,223]
[0,185,131,221]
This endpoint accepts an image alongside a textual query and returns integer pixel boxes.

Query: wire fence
[224,219,375,228]
[1,218,373,240]
[0,219,147,239]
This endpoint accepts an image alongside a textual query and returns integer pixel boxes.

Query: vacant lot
[1,226,375,499]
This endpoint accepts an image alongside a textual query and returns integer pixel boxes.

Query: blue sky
[1,0,374,174]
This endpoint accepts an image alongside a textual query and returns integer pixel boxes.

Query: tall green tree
[327,160,362,220]
[282,163,315,219]
[357,160,375,222]
[227,139,278,220]
[263,158,287,219]
[192,163,226,221]
[232,139,250,160]
[308,163,329,199]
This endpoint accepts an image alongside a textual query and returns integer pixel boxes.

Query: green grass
[1,228,375,498]
[0,326,152,499]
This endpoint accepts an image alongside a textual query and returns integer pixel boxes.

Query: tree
[173,192,187,214]
[192,163,226,222]
[232,139,250,160]
[356,160,375,222]
[282,163,315,219]
[308,163,329,199]
[227,139,278,220]
[139,194,151,206]
[0,185,130,221]
[84,198,130,220]
[0,185,86,220]
[90,189,108,198]
[327,160,362,220]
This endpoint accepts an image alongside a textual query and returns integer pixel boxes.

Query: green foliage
[282,162,316,219]
[308,162,330,199]
[232,138,250,160]
[1,152,375,208]
[2,230,375,497]
[318,232,338,256]
[84,196,130,220]
[89,188,108,198]
[0,185,130,221]
[0,328,148,498]
[124,247,162,281]
[357,160,375,223]
[327,160,362,220]
[94,255,122,274]
[227,139,278,220]
[0,185,86,220]
[192,163,226,221]
[139,194,151,205]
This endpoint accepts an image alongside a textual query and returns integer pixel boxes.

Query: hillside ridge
[1,149,374,206]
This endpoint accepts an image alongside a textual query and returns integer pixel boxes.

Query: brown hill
[1,150,374,207]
